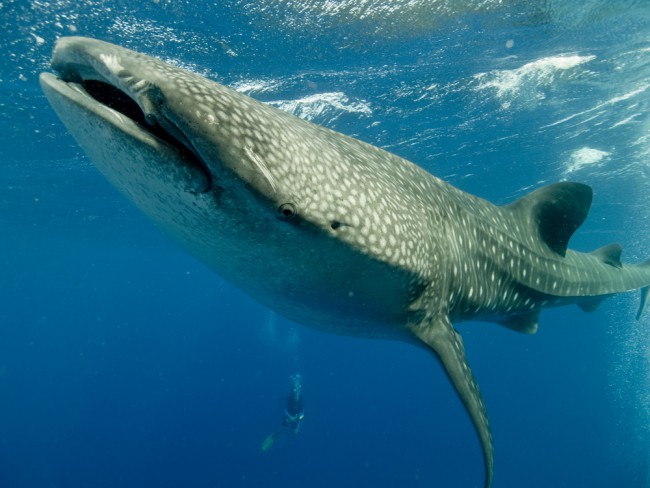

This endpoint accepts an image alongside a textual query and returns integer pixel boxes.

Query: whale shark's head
[40,36,425,331]
[40,36,326,229]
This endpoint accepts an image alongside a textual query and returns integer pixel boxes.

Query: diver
[261,374,305,451]
[283,373,304,433]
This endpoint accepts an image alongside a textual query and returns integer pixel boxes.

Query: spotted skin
[40,37,650,488]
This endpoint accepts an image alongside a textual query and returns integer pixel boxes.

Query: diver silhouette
[261,374,304,450]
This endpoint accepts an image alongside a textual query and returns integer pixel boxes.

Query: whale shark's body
[40,37,650,488]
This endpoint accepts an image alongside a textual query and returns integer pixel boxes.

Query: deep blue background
[1,1,649,487]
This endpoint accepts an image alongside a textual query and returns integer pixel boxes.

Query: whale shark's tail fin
[411,315,493,488]
[636,259,650,320]
[637,285,650,320]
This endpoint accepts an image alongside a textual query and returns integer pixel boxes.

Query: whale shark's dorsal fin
[590,243,623,268]
[507,182,593,257]
[411,315,494,488]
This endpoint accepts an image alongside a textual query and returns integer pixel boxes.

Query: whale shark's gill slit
[81,79,211,191]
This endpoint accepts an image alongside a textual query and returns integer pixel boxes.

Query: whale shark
[39,37,650,488]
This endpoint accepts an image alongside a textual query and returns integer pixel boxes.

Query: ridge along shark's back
[39,37,650,488]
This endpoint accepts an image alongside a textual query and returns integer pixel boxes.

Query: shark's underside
[39,37,650,488]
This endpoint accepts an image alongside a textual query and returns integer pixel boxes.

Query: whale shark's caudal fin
[637,285,650,320]
[412,315,493,488]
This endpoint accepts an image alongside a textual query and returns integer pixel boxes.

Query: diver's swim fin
[261,431,278,451]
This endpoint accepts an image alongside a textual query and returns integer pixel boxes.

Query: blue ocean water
[1,1,649,487]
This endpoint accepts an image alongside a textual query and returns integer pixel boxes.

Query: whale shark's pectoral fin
[411,315,493,488]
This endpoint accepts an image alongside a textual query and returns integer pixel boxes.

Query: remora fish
[39,37,650,488]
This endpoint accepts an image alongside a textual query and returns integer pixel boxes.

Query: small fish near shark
[40,37,650,488]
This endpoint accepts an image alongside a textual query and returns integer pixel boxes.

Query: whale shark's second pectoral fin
[411,315,494,488]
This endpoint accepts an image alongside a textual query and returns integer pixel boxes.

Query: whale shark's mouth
[82,79,150,129]
[44,54,212,193]
[80,78,201,161]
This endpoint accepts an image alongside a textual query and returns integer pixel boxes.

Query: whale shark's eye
[276,203,297,221]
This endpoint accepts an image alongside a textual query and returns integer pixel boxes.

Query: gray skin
[40,37,650,488]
